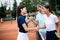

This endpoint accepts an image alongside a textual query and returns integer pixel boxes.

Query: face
[41,6,46,14]
[21,7,27,14]
[37,5,42,12]
[41,6,49,14]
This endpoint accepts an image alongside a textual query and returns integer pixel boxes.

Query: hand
[37,25,40,29]
[36,27,40,31]
[29,16,34,21]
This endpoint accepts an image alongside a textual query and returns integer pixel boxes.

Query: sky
[0,0,22,10]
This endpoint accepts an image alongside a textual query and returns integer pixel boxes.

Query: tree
[56,0,60,16]
[20,0,51,12]
[49,0,57,14]
[0,3,6,18]
[12,0,17,18]
[20,0,41,12]
[0,3,7,22]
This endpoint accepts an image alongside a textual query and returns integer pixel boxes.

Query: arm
[56,22,59,29]
[54,15,60,36]
[56,22,60,34]
[32,19,39,26]
[37,24,46,29]
[22,23,38,32]
[55,22,60,37]
[19,16,38,32]
[25,18,31,23]
[54,15,59,32]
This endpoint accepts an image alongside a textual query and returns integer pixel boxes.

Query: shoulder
[50,14,58,22]
[18,16,24,18]
[36,13,39,16]
[51,14,57,18]
[36,13,42,17]
[18,16,24,20]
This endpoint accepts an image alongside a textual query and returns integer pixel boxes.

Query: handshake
[25,15,46,32]
[35,25,41,31]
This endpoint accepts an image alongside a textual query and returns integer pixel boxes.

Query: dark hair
[16,5,26,17]
[44,5,52,13]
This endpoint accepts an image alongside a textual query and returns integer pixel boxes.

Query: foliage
[20,0,41,12]
[12,0,17,18]
[0,3,6,18]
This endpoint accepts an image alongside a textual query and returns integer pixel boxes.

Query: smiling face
[41,6,50,14]
[42,6,47,14]
[21,7,27,15]
[43,5,52,14]
[37,4,42,12]
[44,8,49,14]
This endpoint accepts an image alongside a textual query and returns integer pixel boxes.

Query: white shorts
[17,32,29,40]
[39,30,46,40]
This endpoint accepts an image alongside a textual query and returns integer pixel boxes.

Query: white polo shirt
[44,13,58,31]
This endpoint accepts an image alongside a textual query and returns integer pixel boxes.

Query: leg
[46,32,51,40]
[50,31,59,40]
[40,32,46,40]
[36,31,42,40]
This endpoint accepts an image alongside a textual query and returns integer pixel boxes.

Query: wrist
[37,26,40,29]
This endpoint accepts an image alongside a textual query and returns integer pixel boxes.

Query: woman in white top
[43,5,59,40]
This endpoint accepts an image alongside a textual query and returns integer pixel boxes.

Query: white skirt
[17,32,29,40]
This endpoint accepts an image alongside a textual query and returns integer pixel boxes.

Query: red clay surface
[0,17,60,40]
[0,20,36,40]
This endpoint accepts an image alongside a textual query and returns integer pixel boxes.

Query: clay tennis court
[0,20,36,40]
[0,17,60,40]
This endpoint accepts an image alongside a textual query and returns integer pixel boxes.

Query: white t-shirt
[44,13,58,31]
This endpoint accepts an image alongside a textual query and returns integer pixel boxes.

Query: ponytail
[16,5,26,17]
